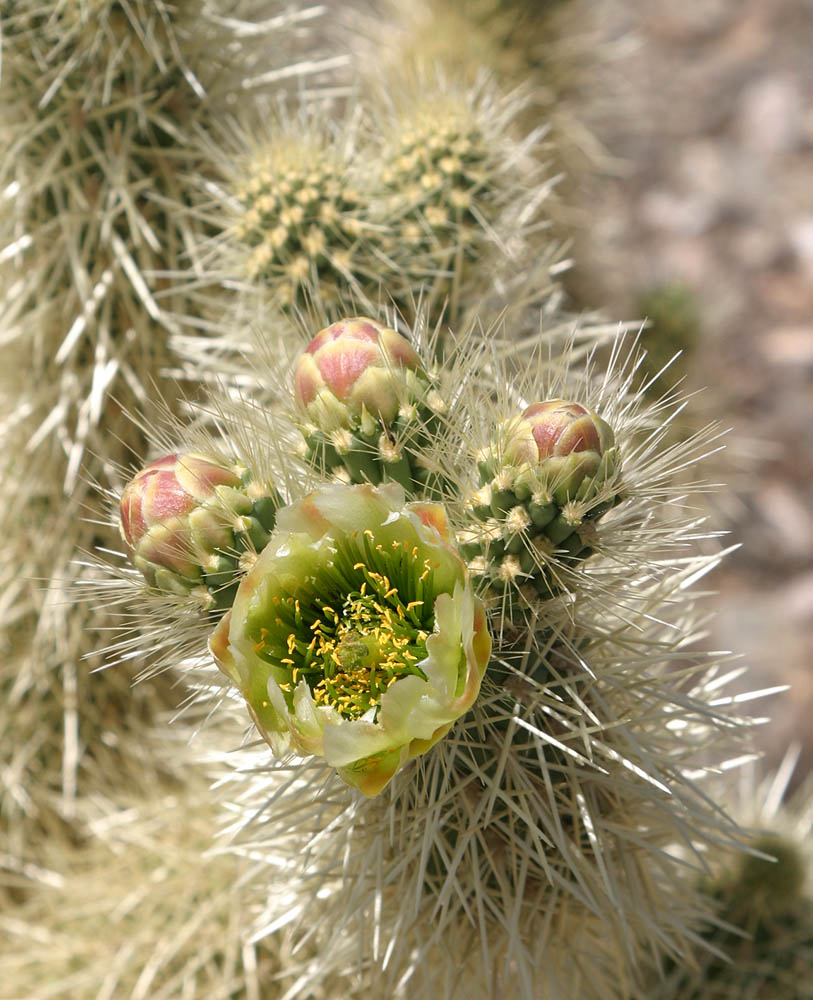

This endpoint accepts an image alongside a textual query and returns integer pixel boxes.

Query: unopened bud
[468,400,623,610]
[294,317,443,496]
[119,452,280,611]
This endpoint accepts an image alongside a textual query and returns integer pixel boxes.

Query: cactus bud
[294,317,442,494]
[466,400,622,605]
[119,452,281,611]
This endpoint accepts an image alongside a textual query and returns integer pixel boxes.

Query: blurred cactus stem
[294,317,445,494]
[119,453,281,612]
[652,832,812,1000]
[463,400,622,601]
[637,282,701,394]
[723,834,807,917]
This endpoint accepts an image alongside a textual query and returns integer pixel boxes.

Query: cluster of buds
[217,79,529,331]
[380,112,493,254]
[294,317,445,494]
[462,400,622,603]
[116,320,625,795]
[119,453,280,612]
[375,99,502,324]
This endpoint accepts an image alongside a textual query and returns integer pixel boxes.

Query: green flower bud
[119,452,281,611]
[466,400,622,608]
[294,317,443,495]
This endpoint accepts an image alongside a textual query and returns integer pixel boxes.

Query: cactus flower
[294,316,424,428]
[119,452,280,609]
[485,400,619,506]
[469,400,622,603]
[209,482,491,795]
[293,317,443,494]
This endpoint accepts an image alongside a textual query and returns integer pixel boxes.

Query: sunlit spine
[0,0,329,861]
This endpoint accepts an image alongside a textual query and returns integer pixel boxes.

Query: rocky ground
[578,0,813,782]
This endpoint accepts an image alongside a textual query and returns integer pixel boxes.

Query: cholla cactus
[0,712,288,999]
[648,750,813,1000]
[2,5,771,1000]
[0,0,332,863]
[218,593,754,999]
[347,0,603,253]
[100,309,767,1000]
[0,0,325,480]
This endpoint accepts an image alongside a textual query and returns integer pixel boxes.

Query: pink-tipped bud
[120,454,242,583]
[294,317,424,430]
[471,400,622,602]
[119,453,277,603]
[120,454,240,549]
[501,401,615,468]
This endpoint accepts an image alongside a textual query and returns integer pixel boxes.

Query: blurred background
[565,0,813,785]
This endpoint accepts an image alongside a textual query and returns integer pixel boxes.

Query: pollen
[266,531,436,721]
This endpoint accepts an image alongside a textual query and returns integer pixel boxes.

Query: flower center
[307,584,430,719]
[254,529,440,721]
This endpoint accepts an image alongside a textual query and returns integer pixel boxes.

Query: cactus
[1,4,776,997]
[350,0,601,282]
[119,452,280,610]
[647,751,813,1000]
[0,710,292,998]
[188,69,555,383]
[95,310,766,1000]
[463,398,622,605]
[637,282,702,394]
[0,0,329,872]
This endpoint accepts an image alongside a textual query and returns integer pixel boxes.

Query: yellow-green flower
[210,483,491,795]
